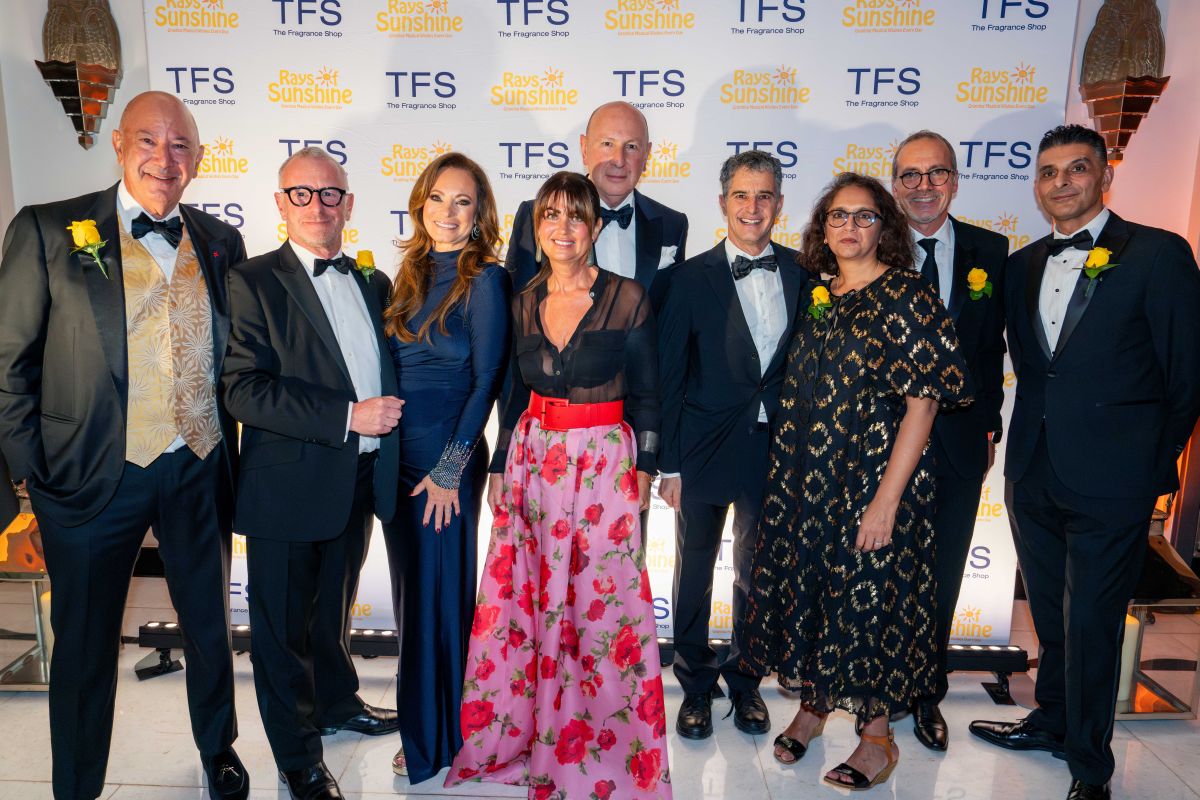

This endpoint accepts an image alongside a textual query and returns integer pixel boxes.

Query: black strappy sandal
[772,712,827,765]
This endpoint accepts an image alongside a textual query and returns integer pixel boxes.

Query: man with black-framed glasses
[891,130,1009,754]
[222,147,402,800]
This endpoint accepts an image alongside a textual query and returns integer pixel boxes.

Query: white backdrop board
[144,0,1080,647]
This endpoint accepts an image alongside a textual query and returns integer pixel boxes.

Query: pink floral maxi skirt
[446,412,671,800]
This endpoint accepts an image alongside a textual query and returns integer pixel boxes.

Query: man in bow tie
[0,91,248,800]
[657,150,806,739]
[970,125,1200,800]
[221,148,402,800]
[890,130,1009,753]
[505,100,688,308]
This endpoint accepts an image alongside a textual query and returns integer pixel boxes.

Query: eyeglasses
[896,168,955,189]
[280,186,348,207]
[825,209,881,228]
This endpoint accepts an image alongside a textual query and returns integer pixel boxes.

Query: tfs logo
[847,67,921,96]
[726,140,798,169]
[185,201,244,229]
[499,142,570,169]
[960,140,1032,170]
[738,0,804,23]
[272,0,342,25]
[497,0,569,26]
[387,71,456,99]
[613,70,684,98]
[280,139,348,165]
[979,0,1048,18]
[390,210,411,237]
[164,66,234,95]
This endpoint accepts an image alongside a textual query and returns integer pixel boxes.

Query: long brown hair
[522,171,601,294]
[384,152,501,342]
[799,172,914,277]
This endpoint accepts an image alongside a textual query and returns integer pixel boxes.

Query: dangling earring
[587,246,596,266]
[535,243,543,262]
[470,223,480,240]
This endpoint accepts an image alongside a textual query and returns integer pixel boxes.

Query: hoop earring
[470,224,480,240]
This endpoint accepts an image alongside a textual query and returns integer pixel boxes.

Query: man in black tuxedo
[891,130,1008,751]
[970,125,1200,800]
[0,91,247,800]
[657,150,805,739]
[222,148,402,800]
[505,100,688,305]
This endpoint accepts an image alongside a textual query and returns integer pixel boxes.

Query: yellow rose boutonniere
[1080,246,1118,298]
[967,267,992,300]
[355,249,376,281]
[66,219,108,278]
[808,284,833,320]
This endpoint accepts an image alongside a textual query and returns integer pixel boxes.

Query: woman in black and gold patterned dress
[739,172,971,790]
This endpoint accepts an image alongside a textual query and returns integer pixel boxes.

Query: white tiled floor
[1,584,1198,799]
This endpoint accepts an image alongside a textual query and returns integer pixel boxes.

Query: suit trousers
[37,448,235,800]
[245,454,375,770]
[1007,432,1154,785]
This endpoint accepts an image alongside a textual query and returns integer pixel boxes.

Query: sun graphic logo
[830,139,899,178]
[380,141,454,181]
[316,66,339,87]
[604,0,696,36]
[154,0,240,33]
[721,66,811,109]
[490,67,578,111]
[1011,62,1036,84]
[956,62,1048,108]
[197,136,249,178]
[641,139,691,184]
[950,603,994,641]
[375,0,464,38]
[841,0,935,33]
[956,211,1031,251]
[773,66,797,86]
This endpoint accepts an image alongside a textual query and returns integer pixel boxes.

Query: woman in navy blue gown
[381,152,510,783]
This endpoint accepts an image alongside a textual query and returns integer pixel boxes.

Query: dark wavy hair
[798,172,914,277]
[523,171,602,293]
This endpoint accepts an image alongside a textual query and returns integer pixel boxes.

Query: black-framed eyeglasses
[825,209,881,228]
[896,168,955,189]
[280,186,348,207]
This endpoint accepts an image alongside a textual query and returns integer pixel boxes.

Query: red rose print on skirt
[461,699,495,739]
[554,718,594,765]
[541,443,569,485]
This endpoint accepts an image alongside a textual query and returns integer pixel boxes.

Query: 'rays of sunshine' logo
[639,140,692,184]
[604,0,695,36]
[955,211,1031,251]
[712,212,802,250]
[153,0,239,33]
[380,140,453,182]
[375,0,464,38]
[720,65,811,110]
[197,136,249,178]
[955,62,1050,109]
[489,68,579,111]
[841,0,935,33]
[830,140,898,178]
[952,604,995,641]
[268,66,354,109]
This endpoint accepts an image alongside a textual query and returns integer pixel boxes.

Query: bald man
[0,91,248,800]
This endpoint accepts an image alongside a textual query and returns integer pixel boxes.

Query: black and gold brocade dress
[739,267,971,723]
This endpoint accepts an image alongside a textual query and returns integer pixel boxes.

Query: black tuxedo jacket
[506,188,688,309]
[0,184,244,528]
[222,241,400,541]
[657,241,806,504]
[1004,212,1200,498]
[929,218,1008,479]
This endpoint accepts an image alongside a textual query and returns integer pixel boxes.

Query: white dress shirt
[290,241,383,454]
[1038,207,1111,353]
[727,238,786,423]
[909,216,955,306]
[595,194,637,280]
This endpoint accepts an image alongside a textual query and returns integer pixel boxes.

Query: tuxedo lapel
[179,206,232,374]
[1054,213,1132,359]
[82,186,129,402]
[275,243,354,388]
[1023,238,1053,361]
[633,191,663,289]
[701,243,756,356]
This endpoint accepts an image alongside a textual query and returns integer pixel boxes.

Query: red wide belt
[528,392,624,431]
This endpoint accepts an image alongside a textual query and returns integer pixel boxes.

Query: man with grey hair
[890,129,1008,752]
[222,146,402,800]
[657,150,806,739]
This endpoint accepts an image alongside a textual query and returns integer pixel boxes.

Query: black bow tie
[731,254,778,280]
[600,205,634,230]
[131,212,182,248]
[313,256,352,276]
[1047,229,1094,257]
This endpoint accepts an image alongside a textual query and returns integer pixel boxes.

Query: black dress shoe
[730,688,770,735]
[969,717,1066,758]
[676,691,714,739]
[912,701,948,751]
[203,748,249,800]
[1067,779,1111,800]
[318,704,399,736]
[279,762,343,800]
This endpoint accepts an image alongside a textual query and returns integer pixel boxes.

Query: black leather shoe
[969,717,1065,758]
[279,762,343,800]
[1067,779,1111,800]
[318,704,399,736]
[912,701,948,751]
[204,748,249,800]
[676,691,714,739]
[730,688,770,735]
